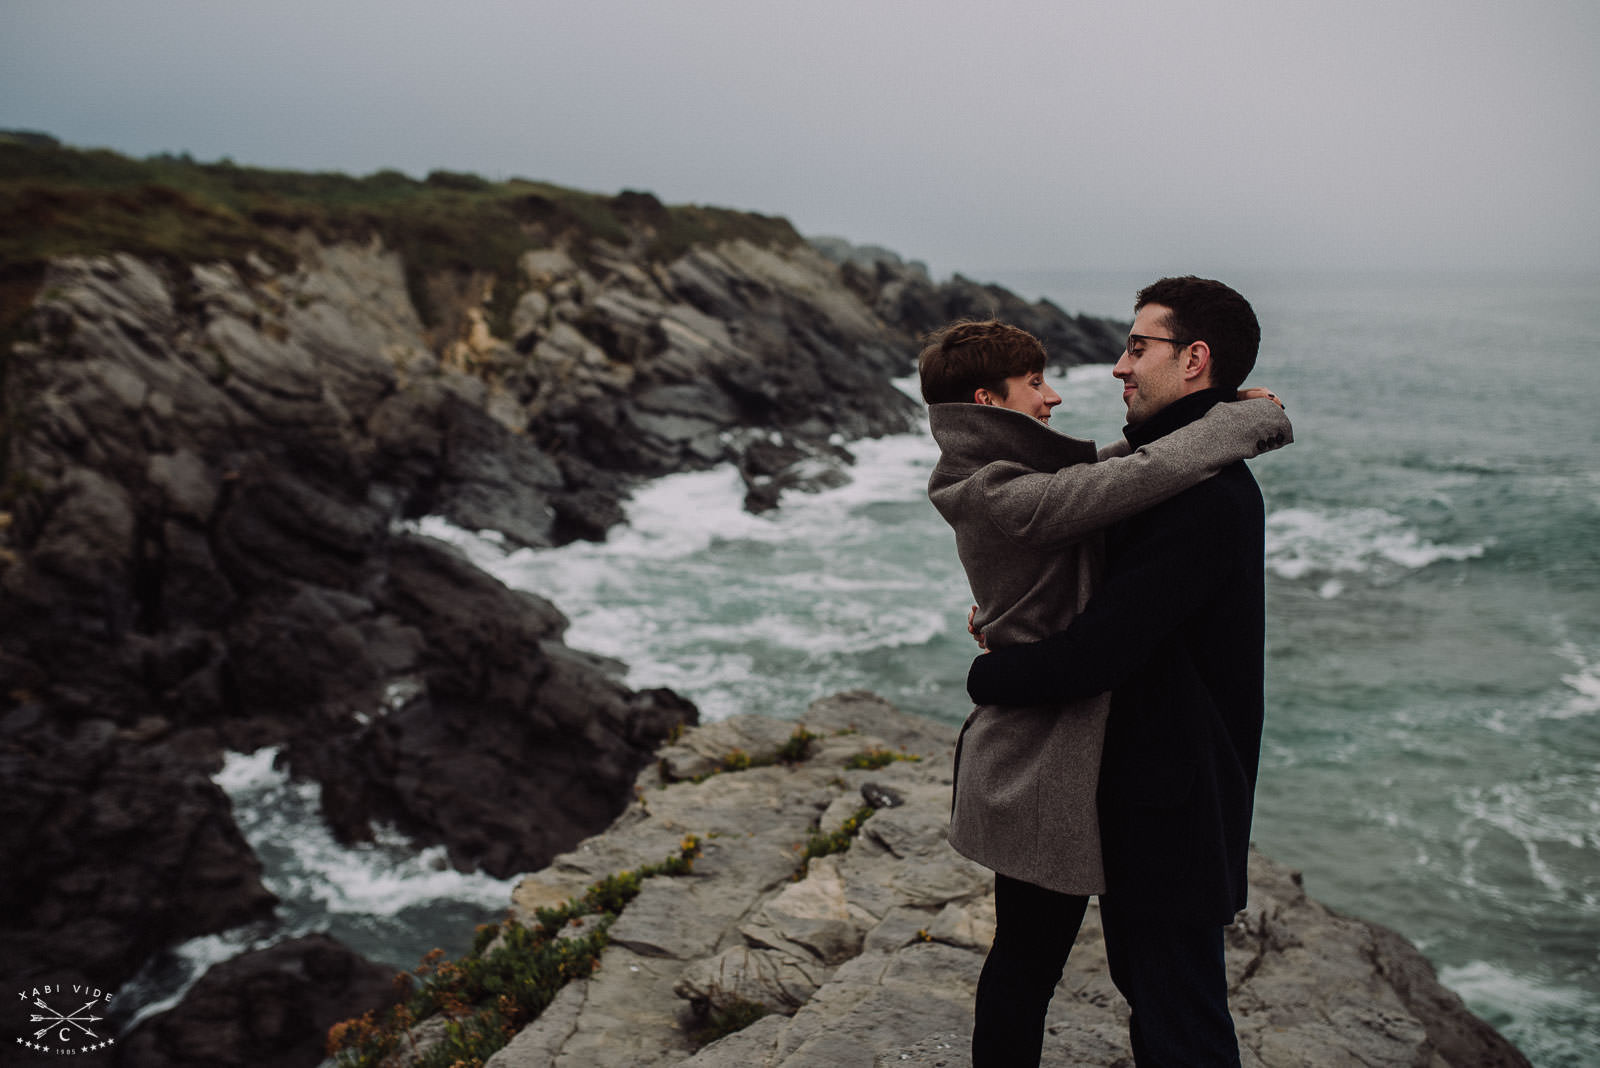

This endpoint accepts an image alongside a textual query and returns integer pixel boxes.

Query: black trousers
[972,875,1240,1067]
[1099,893,1240,1066]
[971,874,1089,1067]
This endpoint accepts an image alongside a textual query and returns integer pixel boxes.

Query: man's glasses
[1124,334,1191,356]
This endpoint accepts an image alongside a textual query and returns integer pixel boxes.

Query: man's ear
[1181,341,1212,384]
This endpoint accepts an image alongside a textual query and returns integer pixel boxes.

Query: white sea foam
[216,748,520,916]
[405,414,959,720]
[686,603,946,658]
[1554,642,1600,718]
[414,422,938,575]
[117,928,268,1033]
[1266,506,1485,590]
[601,466,778,557]
[1484,642,1600,731]
[1453,776,1600,906]
[119,741,525,1032]
[1441,960,1586,1015]
[118,749,518,1033]
[1437,960,1594,1061]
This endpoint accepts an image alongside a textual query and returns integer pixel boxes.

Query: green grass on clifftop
[327,837,704,1068]
[0,132,803,332]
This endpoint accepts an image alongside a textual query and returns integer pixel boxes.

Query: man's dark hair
[1135,276,1260,391]
[917,319,1047,405]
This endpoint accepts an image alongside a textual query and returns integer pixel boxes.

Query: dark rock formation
[0,245,698,1004]
[811,237,1129,372]
[286,533,697,877]
[1363,922,1534,1068]
[117,934,401,1068]
[0,712,277,991]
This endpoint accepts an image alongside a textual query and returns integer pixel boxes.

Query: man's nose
[1112,351,1133,378]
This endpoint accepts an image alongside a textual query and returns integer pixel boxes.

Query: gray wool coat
[929,398,1292,894]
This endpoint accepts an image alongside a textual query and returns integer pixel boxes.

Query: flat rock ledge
[488,692,1528,1068]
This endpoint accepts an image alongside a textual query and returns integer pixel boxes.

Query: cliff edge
[402,692,1526,1068]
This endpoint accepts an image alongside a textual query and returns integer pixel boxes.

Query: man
[966,276,1281,1065]
[919,313,1290,1066]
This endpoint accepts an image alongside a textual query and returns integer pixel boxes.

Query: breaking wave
[1266,506,1486,597]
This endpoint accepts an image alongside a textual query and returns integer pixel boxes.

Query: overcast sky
[4,0,1597,283]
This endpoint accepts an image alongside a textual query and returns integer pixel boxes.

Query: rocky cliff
[273,693,1522,1068]
[0,144,1128,1032]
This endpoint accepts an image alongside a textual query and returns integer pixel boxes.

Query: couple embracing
[921,275,1292,1066]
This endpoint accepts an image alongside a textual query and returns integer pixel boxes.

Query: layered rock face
[0,225,1124,1007]
[486,693,1530,1068]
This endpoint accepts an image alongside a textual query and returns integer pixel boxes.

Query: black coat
[967,388,1273,924]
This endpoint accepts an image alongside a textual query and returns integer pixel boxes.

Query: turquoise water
[1184,271,1599,1067]
[443,270,1599,1066]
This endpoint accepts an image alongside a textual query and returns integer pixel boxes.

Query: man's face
[983,370,1061,424]
[1114,303,1193,424]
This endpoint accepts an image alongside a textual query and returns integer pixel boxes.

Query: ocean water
[113,748,521,1033]
[135,271,1599,1065]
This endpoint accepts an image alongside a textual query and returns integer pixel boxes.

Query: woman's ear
[973,387,995,406]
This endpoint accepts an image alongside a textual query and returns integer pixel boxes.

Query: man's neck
[1124,387,1235,450]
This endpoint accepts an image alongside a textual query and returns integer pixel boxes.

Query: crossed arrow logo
[27,995,102,1043]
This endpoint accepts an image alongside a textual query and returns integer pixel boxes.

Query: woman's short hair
[917,319,1047,405]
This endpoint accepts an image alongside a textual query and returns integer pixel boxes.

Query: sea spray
[113,749,519,1033]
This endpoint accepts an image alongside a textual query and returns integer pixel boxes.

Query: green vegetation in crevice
[663,725,823,785]
[326,836,702,1068]
[843,747,921,771]
[799,805,876,873]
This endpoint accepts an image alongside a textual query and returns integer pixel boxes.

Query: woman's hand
[967,605,988,651]
[1238,386,1284,410]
